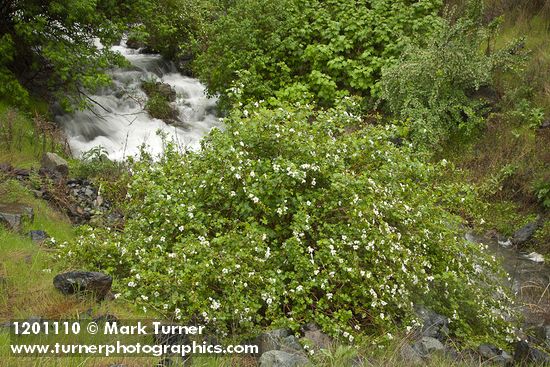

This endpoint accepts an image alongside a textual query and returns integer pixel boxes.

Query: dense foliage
[194,0,444,110]
[57,101,513,343]
[380,3,525,149]
[0,0,145,108]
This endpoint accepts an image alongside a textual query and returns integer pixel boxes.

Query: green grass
[0,101,67,168]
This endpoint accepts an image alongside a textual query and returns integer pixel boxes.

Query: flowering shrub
[58,100,513,343]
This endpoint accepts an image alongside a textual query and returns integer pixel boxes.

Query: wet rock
[259,350,309,367]
[126,37,147,50]
[0,203,34,231]
[513,218,542,246]
[301,323,332,351]
[514,340,550,365]
[415,306,449,340]
[156,83,177,102]
[41,152,68,177]
[413,336,445,356]
[53,271,112,300]
[523,252,545,263]
[478,344,513,366]
[28,230,49,243]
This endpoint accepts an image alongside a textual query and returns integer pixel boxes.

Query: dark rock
[512,218,542,246]
[413,336,445,356]
[41,152,68,177]
[540,120,550,129]
[478,344,513,366]
[0,203,34,231]
[53,271,112,300]
[156,83,177,102]
[13,168,30,178]
[415,306,449,340]
[28,230,49,243]
[301,323,332,351]
[153,323,190,346]
[125,37,146,50]
[514,340,550,365]
[259,350,309,367]
[255,329,293,355]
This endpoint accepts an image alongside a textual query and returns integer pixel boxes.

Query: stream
[55,41,220,161]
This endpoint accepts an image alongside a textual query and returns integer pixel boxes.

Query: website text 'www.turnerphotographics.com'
[9,320,259,357]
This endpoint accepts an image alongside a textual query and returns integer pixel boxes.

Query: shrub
[194,0,443,110]
[58,100,513,343]
[380,2,525,150]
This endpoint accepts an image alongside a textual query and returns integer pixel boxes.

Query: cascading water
[56,42,219,161]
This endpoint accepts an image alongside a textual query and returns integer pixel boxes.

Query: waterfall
[56,41,219,161]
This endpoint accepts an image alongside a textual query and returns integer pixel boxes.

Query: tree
[0,0,136,109]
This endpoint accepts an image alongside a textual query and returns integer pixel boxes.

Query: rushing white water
[56,42,219,161]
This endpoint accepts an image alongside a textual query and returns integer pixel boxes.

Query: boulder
[301,323,332,351]
[415,306,449,340]
[512,219,542,246]
[0,203,34,231]
[41,152,68,177]
[259,350,309,367]
[413,337,445,356]
[125,37,146,50]
[478,344,513,366]
[28,230,49,243]
[53,271,112,300]
[255,329,303,355]
[514,340,550,365]
[156,83,177,102]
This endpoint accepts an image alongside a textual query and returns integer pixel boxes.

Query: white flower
[327,293,333,300]
[210,299,221,310]
[266,298,273,305]
[128,281,136,287]
[168,253,176,258]
[178,225,184,232]
[141,295,148,301]
[114,293,121,299]
[230,191,236,197]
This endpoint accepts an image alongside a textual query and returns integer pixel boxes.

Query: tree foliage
[0,0,135,108]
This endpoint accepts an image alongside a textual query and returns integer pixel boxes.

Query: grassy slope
[444,2,550,250]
